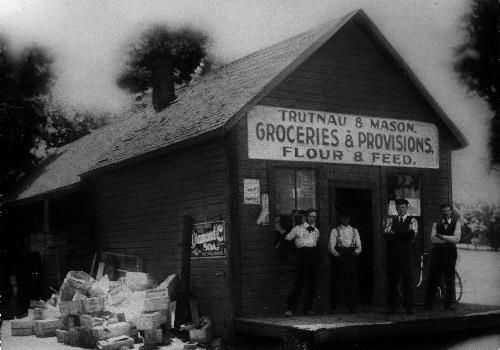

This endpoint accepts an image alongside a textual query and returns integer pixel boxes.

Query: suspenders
[336,226,356,248]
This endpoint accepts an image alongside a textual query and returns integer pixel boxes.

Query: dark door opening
[330,187,374,304]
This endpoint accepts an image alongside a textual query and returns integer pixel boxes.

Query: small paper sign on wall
[244,179,260,205]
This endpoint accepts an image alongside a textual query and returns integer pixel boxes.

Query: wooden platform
[234,304,500,345]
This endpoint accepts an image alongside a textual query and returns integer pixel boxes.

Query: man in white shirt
[329,213,362,313]
[424,203,461,310]
[285,208,320,316]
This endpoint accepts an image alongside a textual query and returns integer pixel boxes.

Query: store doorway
[330,186,374,304]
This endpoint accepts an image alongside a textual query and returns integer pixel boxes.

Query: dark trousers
[424,245,457,308]
[387,246,415,311]
[287,246,320,312]
[329,247,358,310]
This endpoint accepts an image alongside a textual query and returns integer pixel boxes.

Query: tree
[30,96,110,159]
[455,0,500,165]
[0,37,108,195]
[0,38,53,194]
[117,24,212,94]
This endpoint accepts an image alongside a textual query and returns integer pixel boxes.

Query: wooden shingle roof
[6,112,147,202]
[88,13,353,172]
[7,10,467,203]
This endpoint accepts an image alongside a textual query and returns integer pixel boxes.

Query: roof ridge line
[186,11,359,88]
[221,9,361,132]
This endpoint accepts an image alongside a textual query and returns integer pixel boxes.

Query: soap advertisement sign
[191,221,226,258]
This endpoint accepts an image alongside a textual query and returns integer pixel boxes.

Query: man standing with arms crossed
[384,199,418,314]
[424,203,461,310]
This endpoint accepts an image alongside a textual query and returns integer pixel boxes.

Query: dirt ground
[2,249,499,350]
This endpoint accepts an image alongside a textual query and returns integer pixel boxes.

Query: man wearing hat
[285,208,321,316]
[384,198,417,314]
[424,203,461,310]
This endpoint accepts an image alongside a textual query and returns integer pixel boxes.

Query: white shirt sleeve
[285,226,298,241]
[430,222,444,244]
[329,228,338,254]
[452,221,462,244]
[354,228,362,254]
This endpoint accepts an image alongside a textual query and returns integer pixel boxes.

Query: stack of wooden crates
[10,300,61,338]
[136,288,173,348]
[56,296,132,347]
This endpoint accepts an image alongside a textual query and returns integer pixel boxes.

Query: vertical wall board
[235,20,454,316]
[93,139,232,336]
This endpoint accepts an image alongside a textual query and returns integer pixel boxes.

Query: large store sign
[247,106,439,168]
[191,221,226,258]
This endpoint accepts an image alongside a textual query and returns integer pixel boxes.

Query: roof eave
[352,10,468,149]
[2,182,88,207]
[80,127,226,179]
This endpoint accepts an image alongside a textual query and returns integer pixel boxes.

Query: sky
[0,0,498,205]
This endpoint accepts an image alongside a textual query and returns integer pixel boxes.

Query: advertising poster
[191,221,226,258]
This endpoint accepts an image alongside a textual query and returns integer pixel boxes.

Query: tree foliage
[0,37,109,195]
[455,202,500,249]
[0,38,53,194]
[455,0,500,165]
[117,24,212,93]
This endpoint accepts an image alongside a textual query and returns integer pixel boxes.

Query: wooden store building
[4,10,468,337]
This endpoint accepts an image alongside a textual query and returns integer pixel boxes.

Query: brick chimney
[152,55,176,112]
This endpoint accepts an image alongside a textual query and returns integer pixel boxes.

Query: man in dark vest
[384,198,417,314]
[424,203,461,310]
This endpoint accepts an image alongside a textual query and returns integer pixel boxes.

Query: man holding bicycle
[424,203,461,310]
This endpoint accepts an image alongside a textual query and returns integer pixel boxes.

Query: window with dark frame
[274,169,317,263]
[387,174,421,217]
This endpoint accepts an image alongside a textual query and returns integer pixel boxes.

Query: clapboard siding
[234,20,454,316]
[93,138,232,335]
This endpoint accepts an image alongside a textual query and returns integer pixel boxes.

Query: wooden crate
[56,329,69,343]
[34,319,60,337]
[11,320,34,336]
[92,322,131,341]
[67,327,81,346]
[60,299,83,316]
[83,296,105,314]
[11,328,33,336]
[143,328,163,346]
[78,327,97,348]
[61,315,81,330]
[97,335,134,350]
[80,314,105,329]
[136,311,166,330]
[143,290,169,312]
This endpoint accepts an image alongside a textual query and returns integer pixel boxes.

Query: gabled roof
[7,9,467,203]
[87,9,466,173]
[86,11,357,173]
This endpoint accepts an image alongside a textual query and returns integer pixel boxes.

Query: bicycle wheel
[437,271,463,303]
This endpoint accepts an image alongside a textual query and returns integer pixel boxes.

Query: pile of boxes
[135,288,174,348]
[9,271,183,349]
[55,271,134,348]
[56,297,132,348]
[10,300,61,338]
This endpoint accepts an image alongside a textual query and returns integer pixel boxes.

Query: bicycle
[398,253,463,304]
